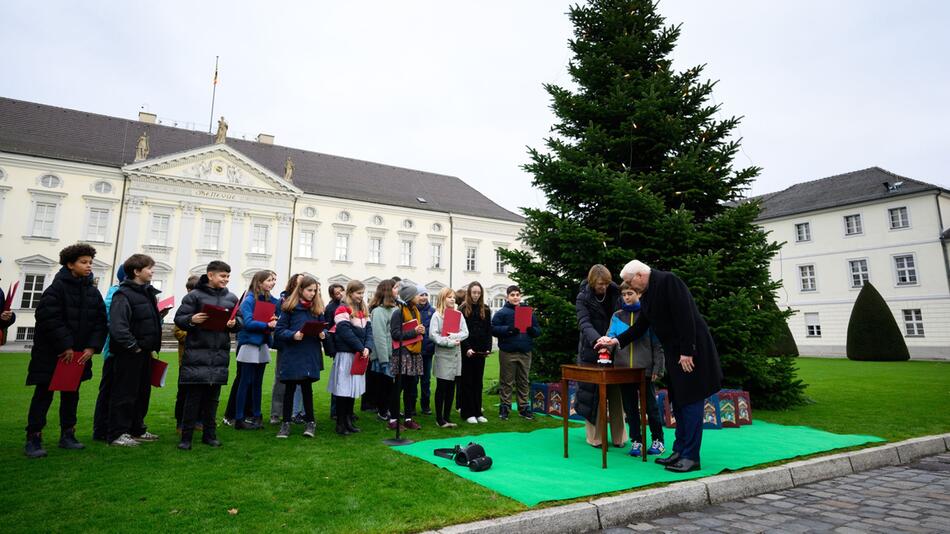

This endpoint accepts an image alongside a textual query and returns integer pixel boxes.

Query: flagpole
[208,56,219,133]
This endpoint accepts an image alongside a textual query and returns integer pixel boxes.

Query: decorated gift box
[530,382,548,413]
[546,382,583,420]
[717,392,739,428]
[702,393,722,429]
[656,389,676,428]
[720,389,753,425]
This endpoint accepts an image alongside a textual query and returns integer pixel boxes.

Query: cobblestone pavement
[601,453,950,533]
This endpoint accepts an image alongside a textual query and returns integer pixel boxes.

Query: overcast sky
[2,1,948,215]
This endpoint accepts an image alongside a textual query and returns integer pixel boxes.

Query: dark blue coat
[491,302,541,353]
[274,304,325,382]
[333,307,376,355]
[418,301,435,357]
[237,293,280,347]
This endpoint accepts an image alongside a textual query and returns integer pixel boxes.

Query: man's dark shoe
[655,452,681,466]
[234,419,260,430]
[25,433,47,458]
[178,430,193,450]
[59,428,85,450]
[519,409,534,421]
[345,416,361,433]
[202,435,222,447]
[664,458,701,473]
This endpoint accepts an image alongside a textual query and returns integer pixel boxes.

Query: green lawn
[0,354,947,532]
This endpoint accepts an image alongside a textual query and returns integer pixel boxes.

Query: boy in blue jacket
[491,285,541,420]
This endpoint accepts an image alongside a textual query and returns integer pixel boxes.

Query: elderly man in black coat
[599,260,722,473]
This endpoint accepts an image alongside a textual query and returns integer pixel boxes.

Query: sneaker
[177,440,192,451]
[110,434,140,447]
[269,415,281,425]
[519,410,535,421]
[376,411,390,422]
[387,420,402,431]
[133,431,159,442]
[24,433,47,459]
[292,414,306,425]
[439,421,457,429]
[421,408,432,416]
[648,439,665,456]
[466,416,478,424]
[221,417,234,427]
[628,441,643,457]
[234,419,261,431]
[202,436,222,447]
[303,422,316,438]
[403,419,422,430]
[499,406,510,420]
[276,422,291,439]
[476,416,488,423]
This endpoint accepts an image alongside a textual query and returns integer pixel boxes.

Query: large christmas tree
[502,0,805,409]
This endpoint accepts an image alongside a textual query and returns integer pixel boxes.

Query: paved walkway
[602,453,950,533]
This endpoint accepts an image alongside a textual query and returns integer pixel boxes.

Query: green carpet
[396,421,885,506]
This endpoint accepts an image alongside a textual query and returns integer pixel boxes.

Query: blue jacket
[237,293,280,347]
[274,304,325,382]
[418,301,435,356]
[491,302,541,353]
[333,307,376,355]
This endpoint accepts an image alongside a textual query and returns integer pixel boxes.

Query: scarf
[400,305,423,353]
[621,302,641,313]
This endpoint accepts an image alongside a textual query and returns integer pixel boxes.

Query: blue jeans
[621,380,664,443]
[235,362,266,421]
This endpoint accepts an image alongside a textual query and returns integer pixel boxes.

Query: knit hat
[116,266,127,283]
[417,284,428,296]
[398,283,419,303]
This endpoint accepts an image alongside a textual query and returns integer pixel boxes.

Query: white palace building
[754,167,950,359]
[0,97,524,350]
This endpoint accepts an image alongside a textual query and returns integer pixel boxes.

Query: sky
[2,1,948,215]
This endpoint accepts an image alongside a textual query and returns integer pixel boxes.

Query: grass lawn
[0,354,947,532]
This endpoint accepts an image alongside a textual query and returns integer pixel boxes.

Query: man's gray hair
[620,260,651,279]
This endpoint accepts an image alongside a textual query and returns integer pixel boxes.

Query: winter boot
[59,427,86,449]
[25,432,47,458]
[178,430,193,451]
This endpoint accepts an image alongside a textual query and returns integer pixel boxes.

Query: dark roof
[0,97,523,223]
[750,167,948,221]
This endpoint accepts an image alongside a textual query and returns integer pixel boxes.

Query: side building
[0,97,524,350]
[755,167,950,359]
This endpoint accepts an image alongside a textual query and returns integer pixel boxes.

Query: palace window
[844,214,863,236]
[804,313,821,337]
[798,265,816,292]
[368,237,382,264]
[21,274,46,309]
[298,230,314,258]
[400,240,414,266]
[888,207,909,229]
[430,243,443,269]
[203,219,221,250]
[848,259,869,288]
[334,233,350,261]
[31,202,57,238]
[794,222,811,242]
[251,223,269,254]
[894,255,917,285]
[465,246,478,272]
[149,214,170,246]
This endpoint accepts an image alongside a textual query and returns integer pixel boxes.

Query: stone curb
[432,434,950,533]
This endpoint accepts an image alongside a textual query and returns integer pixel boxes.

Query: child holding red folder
[233,270,279,430]
[429,288,469,428]
[173,261,241,450]
[273,275,326,439]
[24,243,108,458]
[490,285,541,421]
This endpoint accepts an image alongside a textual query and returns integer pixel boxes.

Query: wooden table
[561,364,647,468]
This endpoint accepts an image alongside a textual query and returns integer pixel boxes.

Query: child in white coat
[429,287,469,428]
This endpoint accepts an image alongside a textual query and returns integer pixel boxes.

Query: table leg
[639,379,648,463]
[562,378,569,459]
[600,384,608,469]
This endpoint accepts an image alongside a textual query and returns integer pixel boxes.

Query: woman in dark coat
[459,281,493,424]
[604,260,723,473]
[24,243,108,458]
[574,264,624,447]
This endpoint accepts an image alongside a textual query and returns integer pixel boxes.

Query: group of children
[23,242,544,457]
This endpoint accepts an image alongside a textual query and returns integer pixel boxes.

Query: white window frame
[465,246,478,272]
[798,264,817,292]
[26,189,67,240]
[492,295,506,310]
[85,207,110,242]
[902,309,924,337]
[149,212,172,247]
[250,222,270,255]
[20,273,48,309]
[430,242,443,269]
[15,326,36,342]
[39,174,62,188]
[893,253,919,287]
[888,206,910,230]
[843,213,863,236]
[298,229,315,259]
[202,218,223,251]
[847,258,869,289]
[495,249,507,274]
[32,201,58,238]
[334,232,351,262]
[804,312,821,337]
[399,239,414,267]
[93,181,113,194]
[368,236,383,264]
[794,222,811,243]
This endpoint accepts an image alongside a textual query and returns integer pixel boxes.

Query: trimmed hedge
[846,282,910,361]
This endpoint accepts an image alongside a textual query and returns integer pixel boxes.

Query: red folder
[228,291,246,322]
[443,308,462,335]
[199,304,231,331]
[150,357,168,387]
[252,300,277,323]
[4,281,19,311]
[392,318,423,349]
[514,306,533,333]
[48,353,85,392]
[350,353,369,375]
[300,320,328,337]
[157,296,174,313]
